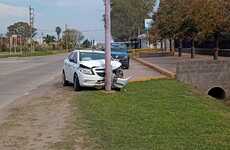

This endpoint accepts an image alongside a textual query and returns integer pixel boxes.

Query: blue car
[111,43,130,69]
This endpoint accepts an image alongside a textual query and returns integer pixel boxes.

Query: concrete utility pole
[65,24,68,52]
[105,0,112,91]
[29,5,35,53]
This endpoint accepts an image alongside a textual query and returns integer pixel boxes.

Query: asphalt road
[0,54,163,109]
[0,54,67,108]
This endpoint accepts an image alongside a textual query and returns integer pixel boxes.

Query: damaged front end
[112,68,130,89]
[80,60,130,89]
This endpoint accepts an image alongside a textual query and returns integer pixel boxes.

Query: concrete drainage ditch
[177,60,230,100]
[208,87,226,100]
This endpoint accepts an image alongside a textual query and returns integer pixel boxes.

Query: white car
[62,50,129,91]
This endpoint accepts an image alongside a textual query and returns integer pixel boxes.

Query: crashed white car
[62,50,129,91]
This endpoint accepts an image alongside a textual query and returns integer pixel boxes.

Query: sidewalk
[142,53,230,74]
[124,59,166,82]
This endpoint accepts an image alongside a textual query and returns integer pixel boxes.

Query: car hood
[80,59,121,70]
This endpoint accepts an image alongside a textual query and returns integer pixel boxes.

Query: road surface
[0,54,67,108]
[0,54,163,109]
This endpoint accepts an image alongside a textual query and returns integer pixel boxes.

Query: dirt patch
[0,77,87,150]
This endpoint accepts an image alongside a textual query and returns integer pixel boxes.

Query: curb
[129,76,168,83]
[133,57,176,79]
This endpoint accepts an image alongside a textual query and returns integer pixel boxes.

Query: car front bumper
[78,72,130,89]
[78,72,105,87]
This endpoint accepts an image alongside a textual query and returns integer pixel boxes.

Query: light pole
[105,0,112,91]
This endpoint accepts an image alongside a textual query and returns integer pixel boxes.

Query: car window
[111,43,128,50]
[68,52,73,60]
[68,52,76,63]
[80,52,105,61]
[73,52,78,63]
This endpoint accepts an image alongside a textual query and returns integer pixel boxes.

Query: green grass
[0,50,66,58]
[75,80,230,150]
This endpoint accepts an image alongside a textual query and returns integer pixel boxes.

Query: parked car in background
[111,43,130,69]
[62,50,129,91]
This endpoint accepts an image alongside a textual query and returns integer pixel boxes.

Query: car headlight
[80,68,94,75]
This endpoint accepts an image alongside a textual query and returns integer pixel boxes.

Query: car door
[65,52,75,82]
[64,58,69,80]
[69,52,79,82]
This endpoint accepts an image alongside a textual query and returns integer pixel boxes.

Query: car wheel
[62,71,69,86]
[124,64,129,69]
[73,74,81,91]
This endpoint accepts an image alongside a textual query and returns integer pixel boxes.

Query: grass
[74,80,230,150]
[0,50,66,58]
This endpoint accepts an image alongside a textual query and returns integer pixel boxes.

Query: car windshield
[80,52,105,61]
[111,43,127,50]
[111,49,128,53]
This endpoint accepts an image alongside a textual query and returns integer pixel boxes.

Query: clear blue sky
[0,0,105,41]
[0,0,159,41]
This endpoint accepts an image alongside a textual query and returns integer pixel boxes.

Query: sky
[0,0,105,41]
[154,0,160,12]
[0,0,160,42]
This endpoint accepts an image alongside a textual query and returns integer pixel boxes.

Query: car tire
[62,71,69,86]
[125,64,130,69]
[73,74,81,91]
[125,59,130,69]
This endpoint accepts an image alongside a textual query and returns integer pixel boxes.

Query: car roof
[73,49,105,53]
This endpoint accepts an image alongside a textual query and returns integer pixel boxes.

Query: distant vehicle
[62,50,129,91]
[111,43,130,69]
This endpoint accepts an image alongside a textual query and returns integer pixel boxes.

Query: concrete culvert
[208,87,226,100]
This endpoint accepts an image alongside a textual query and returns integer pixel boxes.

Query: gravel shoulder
[0,77,85,150]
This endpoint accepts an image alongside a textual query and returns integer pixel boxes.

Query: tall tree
[63,29,84,49]
[7,22,37,38]
[190,0,230,60]
[43,34,56,44]
[153,0,230,59]
[154,0,187,56]
[55,26,62,41]
[111,0,155,41]
[82,39,91,48]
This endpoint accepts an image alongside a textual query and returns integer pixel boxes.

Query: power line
[37,28,104,33]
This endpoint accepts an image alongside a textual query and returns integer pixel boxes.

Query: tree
[190,0,230,60]
[62,29,84,50]
[55,26,62,41]
[153,0,230,60]
[7,22,37,38]
[43,34,56,44]
[111,0,155,41]
[82,39,91,48]
[154,0,186,56]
